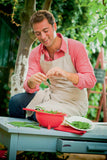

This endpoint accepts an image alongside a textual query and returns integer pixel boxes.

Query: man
[9,10,96,121]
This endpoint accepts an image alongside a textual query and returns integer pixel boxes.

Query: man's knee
[9,94,22,108]
[9,92,36,118]
[9,93,25,117]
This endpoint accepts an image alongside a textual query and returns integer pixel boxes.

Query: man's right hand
[27,72,47,89]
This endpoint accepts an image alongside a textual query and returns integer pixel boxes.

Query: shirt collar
[40,33,67,54]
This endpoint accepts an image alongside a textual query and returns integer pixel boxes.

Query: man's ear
[53,22,57,31]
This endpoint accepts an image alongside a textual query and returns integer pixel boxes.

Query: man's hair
[30,10,55,28]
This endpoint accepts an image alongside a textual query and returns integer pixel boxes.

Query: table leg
[8,134,18,160]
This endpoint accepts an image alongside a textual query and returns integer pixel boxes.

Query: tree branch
[42,0,53,10]
[102,0,105,6]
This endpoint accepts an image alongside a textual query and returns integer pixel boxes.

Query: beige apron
[26,37,88,117]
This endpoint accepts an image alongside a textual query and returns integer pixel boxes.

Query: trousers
[9,92,37,121]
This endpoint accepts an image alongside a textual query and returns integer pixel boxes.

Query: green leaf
[87,36,96,43]
[105,30,107,34]
[97,32,103,45]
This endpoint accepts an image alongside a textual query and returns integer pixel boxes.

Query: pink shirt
[24,33,96,93]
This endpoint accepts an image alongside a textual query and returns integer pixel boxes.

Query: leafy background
[0,0,107,122]
[0,0,107,159]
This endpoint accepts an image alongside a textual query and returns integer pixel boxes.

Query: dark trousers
[9,92,37,121]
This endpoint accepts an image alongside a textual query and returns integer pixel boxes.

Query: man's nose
[41,32,46,39]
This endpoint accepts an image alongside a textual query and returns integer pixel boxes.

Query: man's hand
[46,67,66,78]
[46,67,79,85]
[27,72,47,89]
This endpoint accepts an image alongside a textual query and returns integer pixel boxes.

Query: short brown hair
[30,10,55,28]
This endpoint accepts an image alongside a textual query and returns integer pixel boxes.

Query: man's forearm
[65,72,79,85]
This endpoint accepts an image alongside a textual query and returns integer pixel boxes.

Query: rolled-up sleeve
[23,46,42,93]
[69,39,96,89]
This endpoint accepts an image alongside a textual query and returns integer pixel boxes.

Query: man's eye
[44,30,48,33]
[36,33,41,36]
[34,32,40,36]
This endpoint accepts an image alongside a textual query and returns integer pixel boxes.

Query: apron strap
[63,37,69,55]
[41,54,45,61]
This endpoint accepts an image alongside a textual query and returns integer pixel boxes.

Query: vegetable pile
[67,121,91,129]
[37,110,63,114]
[36,106,65,114]
[8,121,40,129]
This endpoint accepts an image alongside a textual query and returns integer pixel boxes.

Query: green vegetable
[38,110,60,114]
[67,121,91,129]
[35,106,64,114]
[37,109,64,114]
[47,78,51,85]
[8,121,40,129]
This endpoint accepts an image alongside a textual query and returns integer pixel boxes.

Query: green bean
[8,121,40,129]
[67,121,91,129]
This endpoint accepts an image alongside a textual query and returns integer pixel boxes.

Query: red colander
[35,110,66,129]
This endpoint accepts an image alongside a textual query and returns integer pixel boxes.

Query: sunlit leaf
[87,36,96,43]
[97,32,103,45]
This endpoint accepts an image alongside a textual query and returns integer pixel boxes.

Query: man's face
[33,18,55,47]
